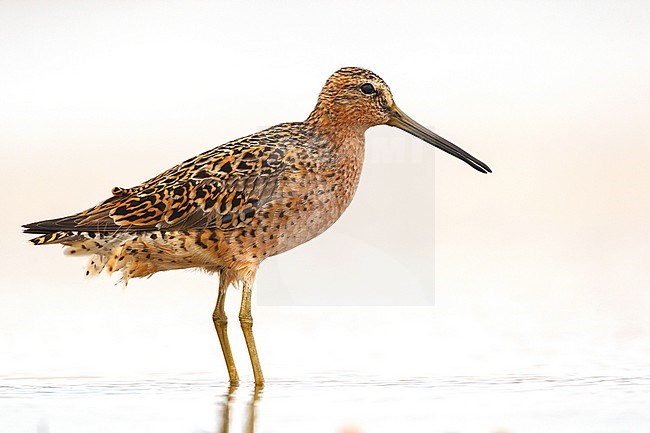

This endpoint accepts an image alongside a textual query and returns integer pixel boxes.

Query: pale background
[1,1,649,432]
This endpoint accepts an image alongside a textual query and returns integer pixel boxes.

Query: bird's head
[311,67,395,129]
[309,67,491,174]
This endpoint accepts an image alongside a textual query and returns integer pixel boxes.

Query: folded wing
[23,142,287,235]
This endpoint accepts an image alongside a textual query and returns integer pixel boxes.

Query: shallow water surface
[2,373,649,433]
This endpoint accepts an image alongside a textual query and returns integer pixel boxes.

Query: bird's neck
[305,102,368,147]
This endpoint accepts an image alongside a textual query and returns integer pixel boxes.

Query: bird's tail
[27,231,85,246]
[24,226,216,283]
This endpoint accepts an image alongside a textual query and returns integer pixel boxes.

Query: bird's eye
[360,83,376,95]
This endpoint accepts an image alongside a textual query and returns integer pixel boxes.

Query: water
[2,373,649,433]
[2,293,650,432]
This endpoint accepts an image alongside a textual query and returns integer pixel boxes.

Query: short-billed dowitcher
[24,67,491,385]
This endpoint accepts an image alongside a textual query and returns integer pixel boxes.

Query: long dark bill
[387,104,492,174]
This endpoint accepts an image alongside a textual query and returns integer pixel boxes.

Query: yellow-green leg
[239,273,265,385]
[213,273,239,384]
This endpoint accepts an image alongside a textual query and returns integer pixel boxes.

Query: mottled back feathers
[24,123,303,238]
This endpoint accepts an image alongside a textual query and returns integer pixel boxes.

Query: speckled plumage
[25,121,362,282]
[24,67,491,384]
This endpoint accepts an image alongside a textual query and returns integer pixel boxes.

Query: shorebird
[24,67,491,385]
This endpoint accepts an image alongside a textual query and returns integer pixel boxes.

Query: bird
[23,67,491,385]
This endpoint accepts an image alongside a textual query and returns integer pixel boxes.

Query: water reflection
[1,374,649,432]
[217,384,262,433]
